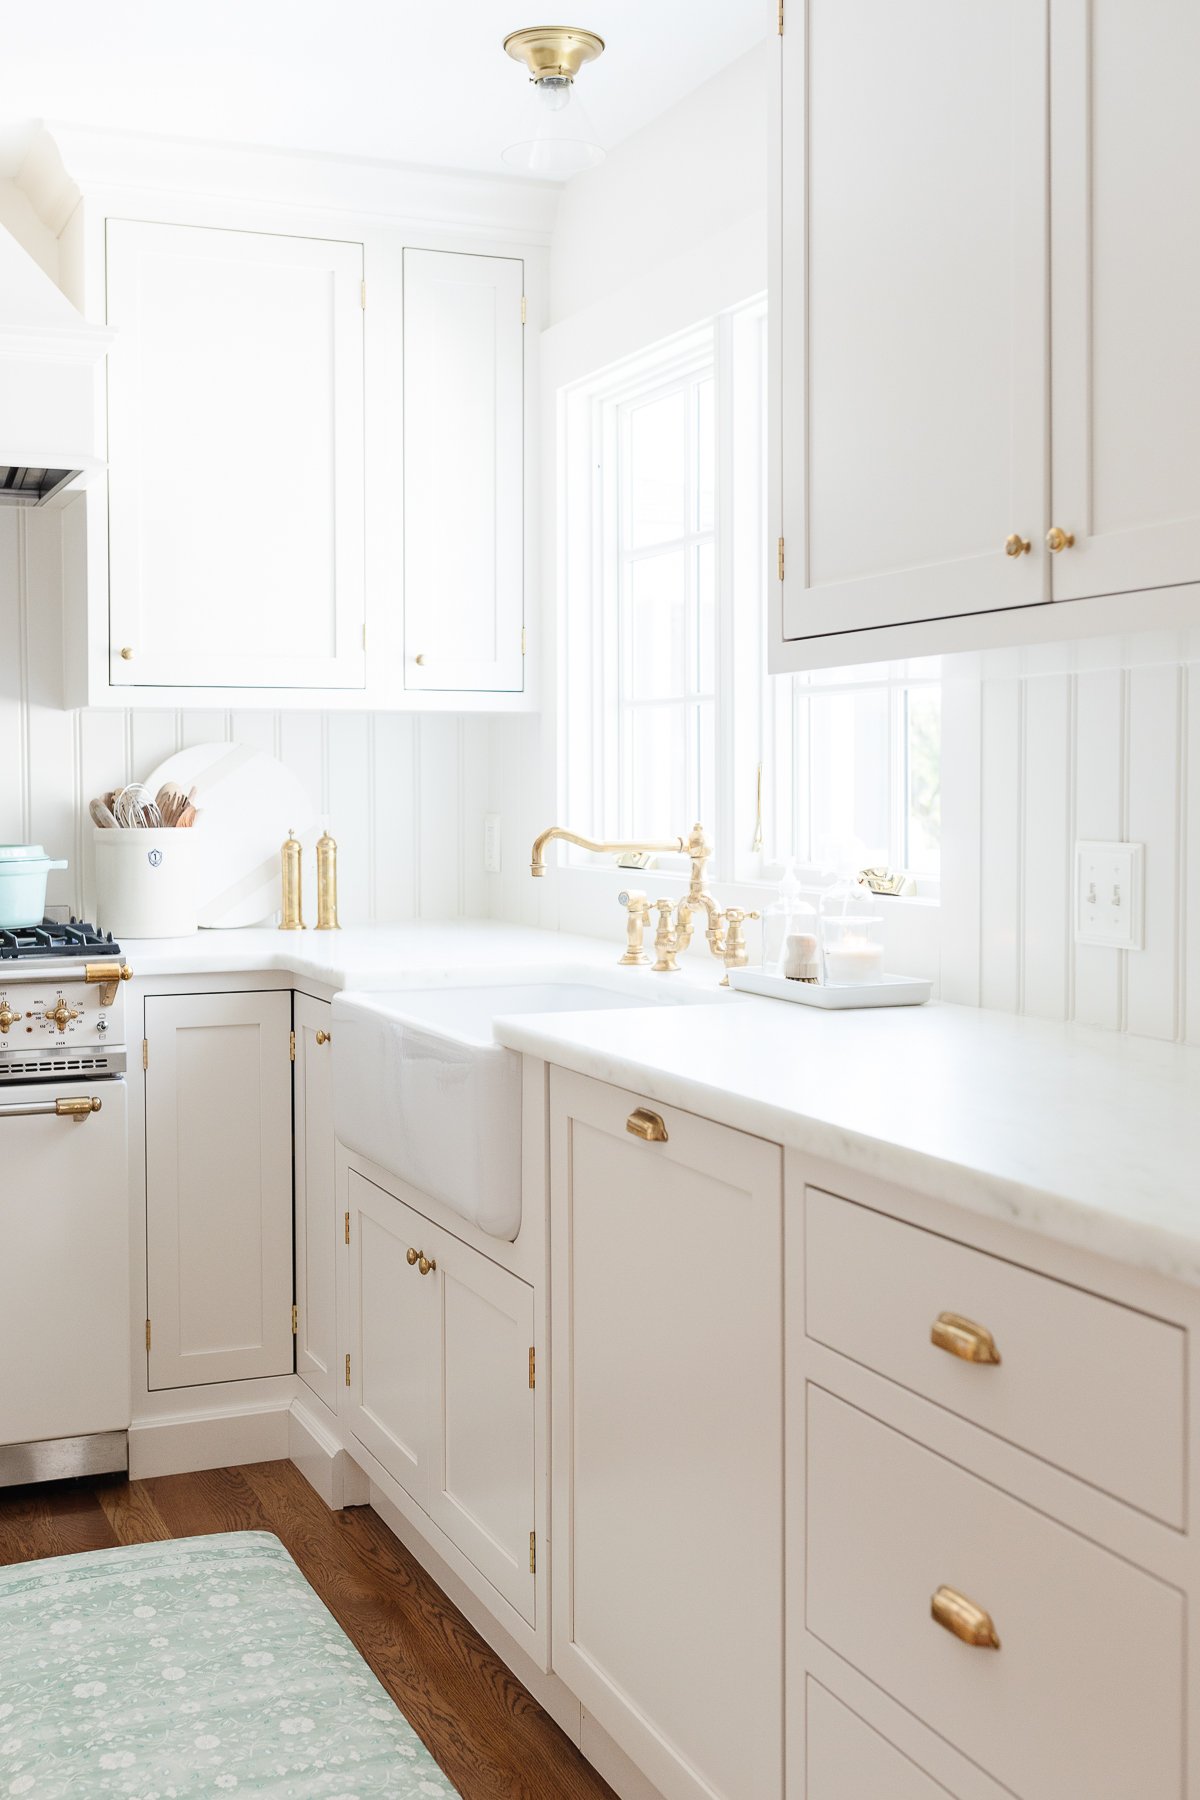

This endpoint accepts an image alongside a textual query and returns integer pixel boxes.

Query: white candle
[823,932,884,986]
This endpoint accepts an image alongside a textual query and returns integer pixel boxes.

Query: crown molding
[17,122,560,245]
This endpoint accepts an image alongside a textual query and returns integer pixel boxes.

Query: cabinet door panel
[806,1682,952,1800]
[1050,0,1200,601]
[294,995,336,1410]
[106,220,365,690]
[551,1070,783,1800]
[403,248,524,693]
[778,0,1048,644]
[145,991,293,1388]
[425,1222,535,1623]
[346,1173,435,1502]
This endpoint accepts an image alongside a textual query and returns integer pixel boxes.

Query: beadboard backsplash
[0,508,501,928]
[940,637,1200,1044]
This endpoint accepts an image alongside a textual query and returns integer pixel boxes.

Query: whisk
[112,783,163,829]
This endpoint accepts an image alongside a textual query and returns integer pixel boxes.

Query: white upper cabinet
[772,0,1200,668]
[777,0,1049,645]
[402,248,526,694]
[1049,0,1200,603]
[105,221,366,691]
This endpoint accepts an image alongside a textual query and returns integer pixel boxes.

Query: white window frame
[558,299,942,902]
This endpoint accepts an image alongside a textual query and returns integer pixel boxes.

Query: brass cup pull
[418,1255,437,1276]
[1046,526,1075,553]
[55,1096,101,1122]
[1004,533,1031,557]
[932,1585,1000,1650]
[931,1311,1001,1364]
[406,1247,419,1266]
[315,1030,331,1046]
[626,1107,668,1143]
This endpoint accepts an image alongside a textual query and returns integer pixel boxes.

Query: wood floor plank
[0,1460,619,1800]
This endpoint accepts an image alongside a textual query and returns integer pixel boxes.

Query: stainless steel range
[0,920,132,1486]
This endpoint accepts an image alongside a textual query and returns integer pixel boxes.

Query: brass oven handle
[626,1107,669,1143]
[85,961,132,1007]
[931,1311,1001,1365]
[0,1095,102,1121]
[931,1585,1000,1649]
[315,1030,331,1046]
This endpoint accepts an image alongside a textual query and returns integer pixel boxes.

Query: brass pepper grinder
[280,829,305,931]
[315,827,340,931]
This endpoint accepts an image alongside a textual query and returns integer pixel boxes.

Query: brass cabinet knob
[414,654,427,666]
[120,646,134,660]
[1046,526,1075,553]
[1004,533,1031,557]
[417,1254,437,1276]
[931,1585,1000,1649]
[626,1107,669,1143]
[931,1311,1001,1364]
[314,1030,331,1046]
[406,1247,419,1266]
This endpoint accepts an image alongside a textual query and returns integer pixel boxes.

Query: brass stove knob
[47,1001,81,1033]
[0,1002,16,1033]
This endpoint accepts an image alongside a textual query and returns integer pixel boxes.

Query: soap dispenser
[762,859,818,979]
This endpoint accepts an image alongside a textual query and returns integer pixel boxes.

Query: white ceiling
[0,1,765,181]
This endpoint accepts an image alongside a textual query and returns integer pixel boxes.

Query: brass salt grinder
[315,829,340,931]
[280,829,305,931]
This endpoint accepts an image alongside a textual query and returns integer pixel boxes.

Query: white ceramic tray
[728,968,932,1008]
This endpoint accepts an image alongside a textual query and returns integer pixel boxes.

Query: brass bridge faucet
[529,822,758,985]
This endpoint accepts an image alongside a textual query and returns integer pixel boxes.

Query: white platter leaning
[143,743,317,929]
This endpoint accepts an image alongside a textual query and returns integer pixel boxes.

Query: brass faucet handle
[719,907,760,986]
[652,898,681,973]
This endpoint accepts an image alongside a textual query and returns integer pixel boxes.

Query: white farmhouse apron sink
[332,977,722,1240]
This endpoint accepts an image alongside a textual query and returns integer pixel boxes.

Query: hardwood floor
[0,1460,618,1800]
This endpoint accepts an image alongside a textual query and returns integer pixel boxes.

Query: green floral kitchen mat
[0,1528,459,1797]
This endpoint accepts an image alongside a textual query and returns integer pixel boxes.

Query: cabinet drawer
[806,1681,952,1800]
[805,1187,1185,1525]
[807,1388,1184,1800]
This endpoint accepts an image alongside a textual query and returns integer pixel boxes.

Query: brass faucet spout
[530,825,686,878]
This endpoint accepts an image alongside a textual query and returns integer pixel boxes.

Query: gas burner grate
[0,919,123,962]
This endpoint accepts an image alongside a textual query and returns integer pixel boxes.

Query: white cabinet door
[145,991,294,1389]
[105,220,365,690]
[424,1215,536,1624]
[1049,0,1200,603]
[345,1172,437,1504]
[550,1070,784,1800]
[402,248,525,693]
[294,995,336,1410]
[806,1682,953,1800]
[777,0,1048,646]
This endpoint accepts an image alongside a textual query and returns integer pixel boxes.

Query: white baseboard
[128,1400,290,1480]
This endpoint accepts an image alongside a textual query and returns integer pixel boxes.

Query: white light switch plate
[1075,840,1144,949]
[483,813,502,874]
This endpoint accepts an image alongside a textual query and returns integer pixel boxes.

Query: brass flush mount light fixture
[502,25,606,178]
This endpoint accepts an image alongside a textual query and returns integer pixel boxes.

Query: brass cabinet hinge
[529,1531,536,1573]
[345,1352,351,1388]
[528,1346,535,1390]
[520,294,527,325]
[289,1030,296,1063]
[344,1210,351,1246]
[291,1304,298,1336]
[362,622,367,650]
[361,279,367,310]
[521,625,527,656]
[777,536,786,582]
[142,1038,149,1071]
[145,1318,152,1352]
[777,0,784,32]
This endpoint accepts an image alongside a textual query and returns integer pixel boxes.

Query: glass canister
[762,859,819,979]
[819,886,885,986]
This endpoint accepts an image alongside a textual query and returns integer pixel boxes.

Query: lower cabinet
[344,1170,536,1622]
[144,990,294,1388]
[293,995,337,1409]
[806,1682,953,1800]
[549,1069,784,1800]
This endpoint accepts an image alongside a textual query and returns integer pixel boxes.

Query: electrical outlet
[483,813,502,874]
[1074,841,1144,949]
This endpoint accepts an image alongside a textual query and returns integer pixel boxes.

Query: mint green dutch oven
[0,844,69,929]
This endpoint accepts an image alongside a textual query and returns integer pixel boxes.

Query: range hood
[0,224,111,505]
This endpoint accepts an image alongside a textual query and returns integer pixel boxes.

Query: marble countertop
[496,997,1200,1289]
[122,920,1200,1287]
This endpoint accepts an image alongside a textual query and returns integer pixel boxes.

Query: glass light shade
[503,79,605,178]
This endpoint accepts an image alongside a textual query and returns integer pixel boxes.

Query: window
[560,302,941,891]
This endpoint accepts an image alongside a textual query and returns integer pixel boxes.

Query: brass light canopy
[503,26,605,83]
